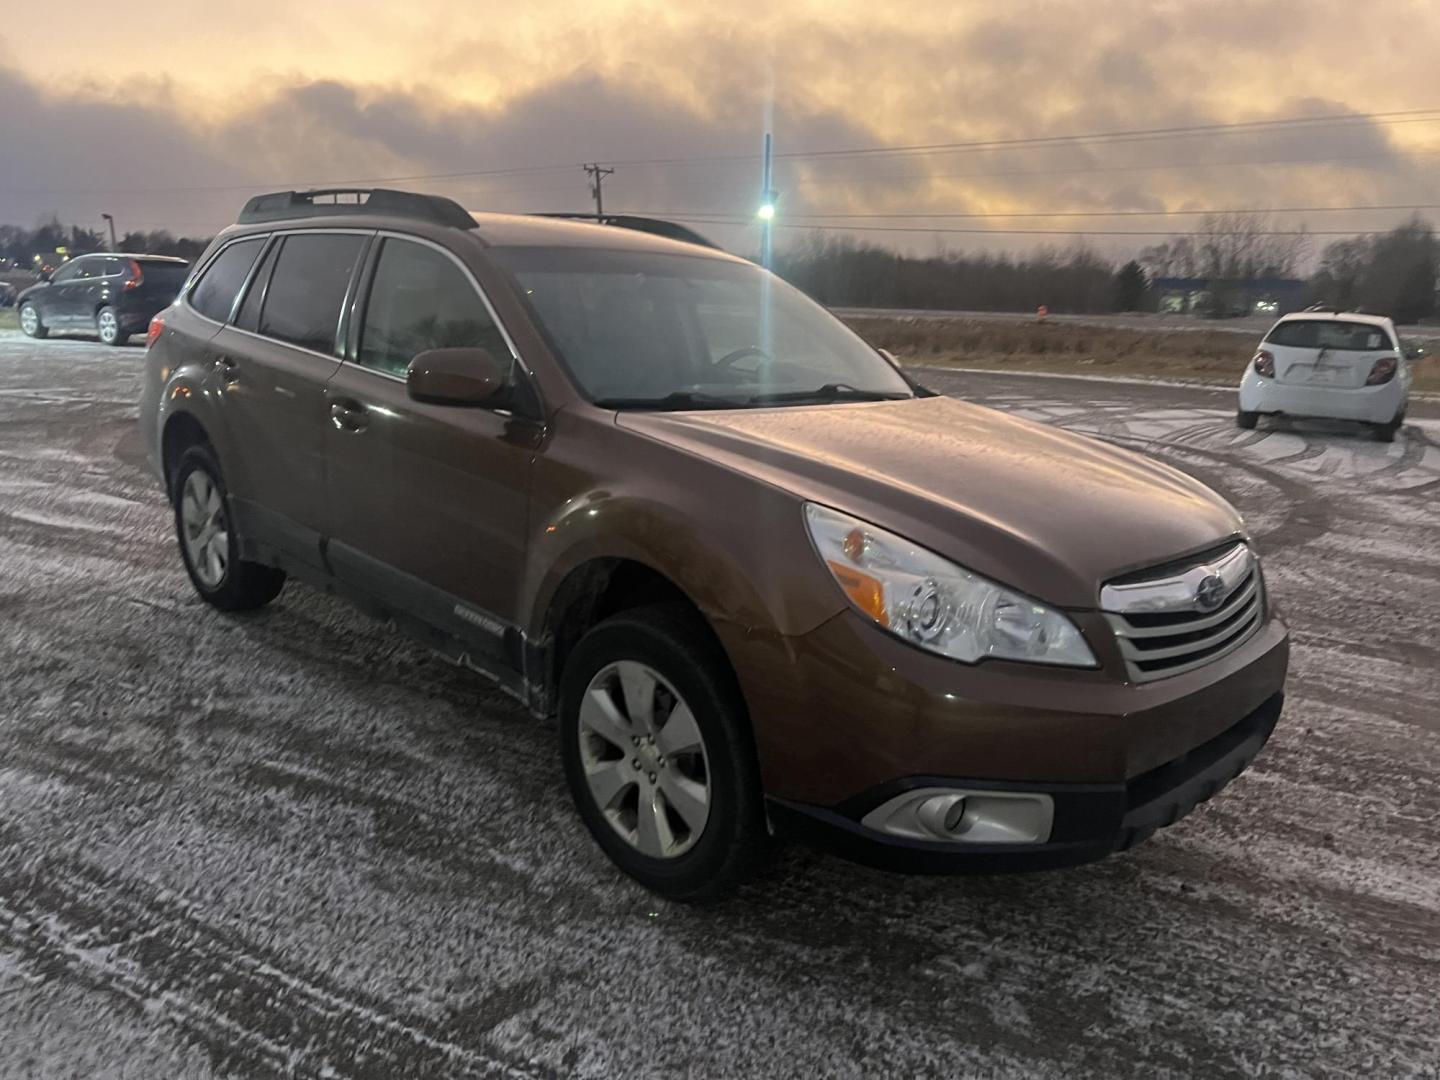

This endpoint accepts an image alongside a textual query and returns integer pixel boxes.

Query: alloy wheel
[19,305,38,335]
[180,470,229,588]
[577,660,711,859]
[98,309,119,344]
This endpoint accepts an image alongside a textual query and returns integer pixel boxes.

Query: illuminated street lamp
[759,131,776,269]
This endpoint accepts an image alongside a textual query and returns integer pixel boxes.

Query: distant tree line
[1307,217,1438,324]
[0,217,211,267]
[774,233,1116,313]
[4,210,1438,323]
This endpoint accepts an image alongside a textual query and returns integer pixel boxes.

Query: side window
[50,261,83,284]
[234,239,281,332]
[259,234,366,354]
[358,238,509,377]
[72,260,98,280]
[190,238,265,323]
[101,257,127,278]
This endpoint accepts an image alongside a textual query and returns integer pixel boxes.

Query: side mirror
[406,347,508,407]
[37,270,51,283]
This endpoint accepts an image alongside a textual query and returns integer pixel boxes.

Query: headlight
[804,503,1097,668]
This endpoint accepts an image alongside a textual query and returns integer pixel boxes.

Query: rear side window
[357,238,508,377]
[259,234,365,354]
[190,239,265,323]
[101,257,127,277]
[1265,319,1394,351]
[234,241,280,332]
[138,260,190,290]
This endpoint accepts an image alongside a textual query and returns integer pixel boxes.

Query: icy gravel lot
[0,330,1437,1079]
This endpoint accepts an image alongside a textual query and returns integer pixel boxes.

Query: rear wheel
[18,302,46,339]
[1371,414,1402,443]
[1235,409,1258,430]
[171,444,285,610]
[559,604,765,901]
[96,305,125,346]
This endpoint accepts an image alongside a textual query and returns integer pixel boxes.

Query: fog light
[862,787,1054,844]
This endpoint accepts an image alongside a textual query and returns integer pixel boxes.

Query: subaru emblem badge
[1194,573,1226,612]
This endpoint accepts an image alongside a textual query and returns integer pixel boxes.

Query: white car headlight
[804,503,1097,668]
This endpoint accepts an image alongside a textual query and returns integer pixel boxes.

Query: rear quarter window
[1265,319,1394,351]
[189,239,266,323]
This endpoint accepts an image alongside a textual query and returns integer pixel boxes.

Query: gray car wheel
[19,302,46,339]
[97,305,124,346]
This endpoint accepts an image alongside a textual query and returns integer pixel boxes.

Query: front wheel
[171,444,286,611]
[559,604,765,901]
[96,305,125,346]
[1235,409,1259,430]
[18,302,46,339]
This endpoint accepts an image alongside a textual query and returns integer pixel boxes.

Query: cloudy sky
[3,0,1440,258]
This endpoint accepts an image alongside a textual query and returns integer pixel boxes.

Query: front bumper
[767,691,1283,873]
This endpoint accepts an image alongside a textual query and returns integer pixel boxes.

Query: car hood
[617,396,1244,609]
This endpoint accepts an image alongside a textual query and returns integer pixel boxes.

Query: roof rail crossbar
[238,188,477,229]
[531,213,721,250]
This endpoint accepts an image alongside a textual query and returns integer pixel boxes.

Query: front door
[209,230,369,569]
[43,258,91,325]
[323,234,541,678]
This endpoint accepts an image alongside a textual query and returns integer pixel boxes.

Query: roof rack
[532,213,721,250]
[237,188,477,229]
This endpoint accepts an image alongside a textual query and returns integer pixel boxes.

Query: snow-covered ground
[0,331,1436,1079]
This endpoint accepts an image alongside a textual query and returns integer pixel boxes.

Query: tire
[96,305,125,346]
[559,603,765,901]
[171,444,286,611]
[18,301,47,339]
[1235,410,1258,430]
[1371,418,1401,443]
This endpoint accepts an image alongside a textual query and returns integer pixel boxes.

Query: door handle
[329,399,369,432]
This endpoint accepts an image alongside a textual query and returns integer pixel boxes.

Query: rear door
[209,230,370,570]
[322,233,541,676]
[1265,318,1396,389]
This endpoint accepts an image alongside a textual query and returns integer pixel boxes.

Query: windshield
[493,247,914,408]
[1265,319,1395,351]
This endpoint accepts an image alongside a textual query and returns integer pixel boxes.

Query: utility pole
[582,163,614,220]
[101,213,117,250]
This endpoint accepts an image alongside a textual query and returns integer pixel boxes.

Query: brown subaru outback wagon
[140,189,1289,899]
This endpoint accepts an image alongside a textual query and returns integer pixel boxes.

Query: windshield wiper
[593,390,750,411]
[749,382,913,405]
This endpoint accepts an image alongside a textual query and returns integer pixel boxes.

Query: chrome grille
[1100,543,1264,683]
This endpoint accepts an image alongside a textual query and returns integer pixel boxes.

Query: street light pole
[101,213,117,250]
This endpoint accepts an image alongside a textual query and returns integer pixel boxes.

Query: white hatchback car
[1238,310,1417,442]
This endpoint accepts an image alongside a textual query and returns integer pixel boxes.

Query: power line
[627,202,1440,221]
[9,107,1440,196]
[0,162,579,196]
[651,214,1414,237]
[587,108,1440,168]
